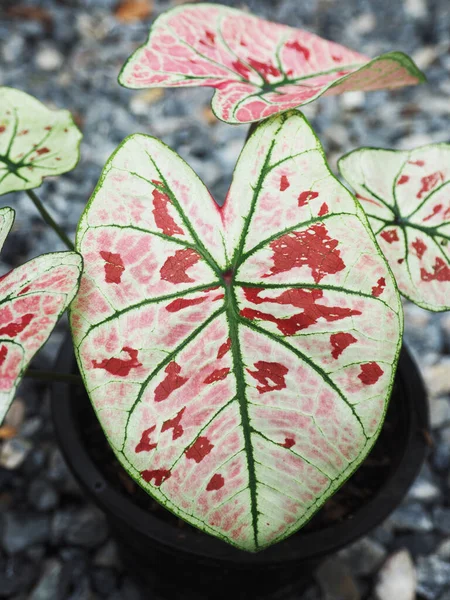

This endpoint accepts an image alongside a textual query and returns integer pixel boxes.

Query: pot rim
[52,338,429,566]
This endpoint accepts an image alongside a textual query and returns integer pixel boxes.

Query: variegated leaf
[119,3,425,124]
[0,87,82,196]
[0,207,82,423]
[71,111,402,552]
[339,145,450,311]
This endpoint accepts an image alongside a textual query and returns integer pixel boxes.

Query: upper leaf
[339,145,450,311]
[0,87,82,196]
[0,207,82,423]
[119,3,425,124]
[70,111,402,552]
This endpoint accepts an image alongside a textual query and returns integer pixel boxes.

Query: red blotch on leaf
[165,296,207,312]
[161,407,185,440]
[421,257,450,282]
[397,175,409,185]
[412,238,427,259]
[18,285,31,296]
[282,437,295,449]
[200,30,216,45]
[206,473,224,491]
[0,126,5,134]
[330,332,357,359]
[398,258,405,264]
[247,58,280,79]
[203,368,230,384]
[417,171,444,199]
[100,251,125,284]
[160,248,200,284]
[232,60,252,79]
[0,313,33,337]
[280,175,290,191]
[36,147,50,155]
[217,338,231,359]
[92,346,142,376]
[141,469,171,486]
[380,229,399,244]
[358,362,384,385]
[247,361,288,394]
[263,223,345,283]
[423,204,442,222]
[135,425,157,453]
[372,277,386,297]
[0,345,8,366]
[241,287,361,335]
[185,436,214,463]
[18,129,29,135]
[332,54,343,62]
[154,361,188,402]
[285,40,310,60]
[298,190,319,207]
[152,188,184,236]
[318,202,329,216]
[409,160,425,167]
[44,126,52,131]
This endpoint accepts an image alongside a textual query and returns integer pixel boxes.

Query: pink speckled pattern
[119,3,424,124]
[0,207,82,423]
[340,144,450,311]
[71,111,402,552]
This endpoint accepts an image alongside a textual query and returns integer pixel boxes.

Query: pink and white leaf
[0,207,82,423]
[339,144,450,311]
[0,87,82,196]
[71,111,402,552]
[119,3,425,124]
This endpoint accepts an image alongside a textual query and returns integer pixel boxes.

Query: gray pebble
[389,502,434,533]
[2,513,50,555]
[28,479,59,512]
[417,556,450,600]
[64,507,108,548]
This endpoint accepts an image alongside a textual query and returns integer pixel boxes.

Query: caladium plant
[0,207,82,423]
[0,1,438,556]
[339,145,450,311]
[119,3,425,124]
[70,111,403,551]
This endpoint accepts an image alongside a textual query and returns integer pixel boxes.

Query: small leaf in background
[0,87,82,196]
[71,111,402,551]
[0,207,83,424]
[119,3,425,124]
[339,145,450,311]
[115,0,153,23]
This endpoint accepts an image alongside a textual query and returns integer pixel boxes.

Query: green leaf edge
[338,143,450,312]
[0,86,83,196]
[117,2,426,125]
[70,110,404,552]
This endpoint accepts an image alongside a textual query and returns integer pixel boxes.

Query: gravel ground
[0,0,450,598]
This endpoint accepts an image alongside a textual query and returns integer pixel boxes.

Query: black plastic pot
[52,338,429,599]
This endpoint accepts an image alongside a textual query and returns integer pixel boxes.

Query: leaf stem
[24,369,82,385]
[26,189,74,251]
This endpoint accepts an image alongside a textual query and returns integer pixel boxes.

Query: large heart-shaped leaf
[0,87,82,196]
[119,3,424,124]
[0,207,82,423]
[339,145,450,311]
[70,111,402,552]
